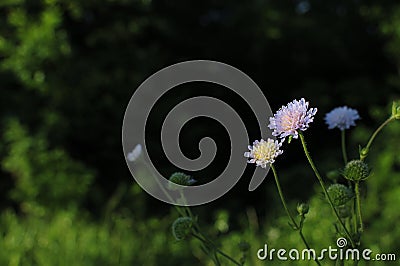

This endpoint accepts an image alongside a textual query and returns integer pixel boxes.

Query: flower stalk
[360,116,395,161]
[299,133,355,248]
[271,165,321,266]
[354,181,363,233]
[341,130,348,165]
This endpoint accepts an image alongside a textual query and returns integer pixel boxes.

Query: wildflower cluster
[126,98,398,266]
[243,98,398,264]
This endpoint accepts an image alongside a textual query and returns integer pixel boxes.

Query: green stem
[352,198,357,236]
[271,165,298,229]
[192,234,220,266]
[271,165,321,266]
[192,233,241,266]
[179,190,196,220]
[140,159,186,217]
[299,133,355,248]
[213,252,221,266]
[215,248,241,266]
[360,117,395,161]
[341,130,348,165]
[355,182,363,233]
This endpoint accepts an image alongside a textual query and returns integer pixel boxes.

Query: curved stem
[299,133,355,248]
[360,117,394,161]
[341,130,348,165]
[270,165,321,266]
[355,182,363,233]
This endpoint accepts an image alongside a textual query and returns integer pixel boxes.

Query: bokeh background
[0,0,399,265]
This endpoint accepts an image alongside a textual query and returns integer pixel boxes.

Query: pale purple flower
[244,139,283,168]
[127,144,142,162]
[325,106,360,130]
[268,98,317,139]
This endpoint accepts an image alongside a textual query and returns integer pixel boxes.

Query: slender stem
[213,251,221,266]
[299,230,313,254]
[192,234,219,266]
[271,165,298,229]
[360,117,395,161]
[341,130,348,165]
[355,182,363,233]
[141,159,186,217]
[299,133,355,248]
[271,165,321,266]
[215,248,241,266]
[352,198,357,236]
[192,233,241,266]
[179,190,196,221]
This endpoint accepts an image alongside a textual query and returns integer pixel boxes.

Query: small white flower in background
[127,144,142,162]
[325,106,360,130]
[244,138,283,168]
[268,98,317,140]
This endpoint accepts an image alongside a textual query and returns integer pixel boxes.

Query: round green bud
[327,184,354,206]
[172,217,193,241]
[297,203,309,216]
[168,172,196,190]
[343,160,369,181]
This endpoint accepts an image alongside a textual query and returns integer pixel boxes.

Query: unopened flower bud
[297,203,309,216]
[327,184,354,206]
[392,100,400,119]
[172,217,193,241]
[359,147,369,161]
[343,160,369,181]
[168,172,196,190]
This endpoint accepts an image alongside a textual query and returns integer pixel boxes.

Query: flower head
[244,138,283,168]
[127,144,142,162]
[325,106,360,130]
[343,160,369,181]
[268,98,317,139]
[172,217,193,241]
[168,172,196,190]
[327,184,354,206]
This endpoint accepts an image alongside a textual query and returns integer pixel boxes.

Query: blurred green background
[0,0,399,265]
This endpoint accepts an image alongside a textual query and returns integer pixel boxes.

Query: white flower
[325,106,360,130]
[244,139,283,168]
[127,144,142,162]
[268,98,317,139]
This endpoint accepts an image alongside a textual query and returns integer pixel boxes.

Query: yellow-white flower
[244,139,283,168]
